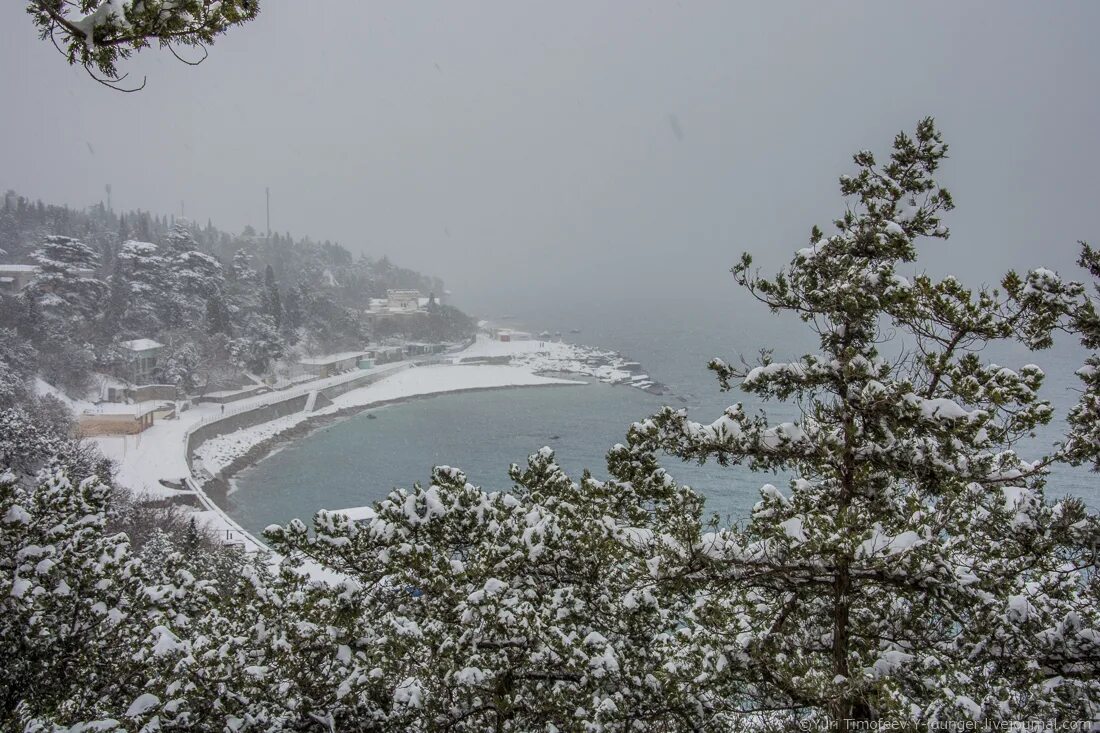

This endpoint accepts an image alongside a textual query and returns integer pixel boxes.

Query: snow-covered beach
[193,363,583,479]
[91,334,659,550]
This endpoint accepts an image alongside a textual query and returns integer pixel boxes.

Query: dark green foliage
[27,0,260,85]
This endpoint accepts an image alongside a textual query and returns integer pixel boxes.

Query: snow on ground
[330,364,576,409]
[452,335,656,390]
[193,365,579,477]
[93,362,411,499]
[94,414,203,499]
[193,412,305,477]
[86,350,586,570]
[455,335,577,360]
[35,378,96,412]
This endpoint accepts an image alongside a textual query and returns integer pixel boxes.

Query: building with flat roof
[0,264,39,294]
[117,339,165,385]
[298,351,367,378]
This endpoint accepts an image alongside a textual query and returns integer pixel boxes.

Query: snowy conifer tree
[622,119,1100,727]
[28,0,259,86]
[262,263,282,328]
[0,467,172,728]
[115,239,167,336]
[267,448,712,730]
[30,234,107,322]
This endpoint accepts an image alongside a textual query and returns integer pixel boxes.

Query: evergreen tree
[0,467,151,727]
[29,234,107,321]
[99,256,129,342]
[282,283,303,333]
[205,292,232,336]
[266,448,706,730]
[263,262,282,327]
[115,239,167,335]
[622,118,1099,726]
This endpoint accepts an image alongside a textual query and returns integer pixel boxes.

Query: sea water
[230,299,1099,536]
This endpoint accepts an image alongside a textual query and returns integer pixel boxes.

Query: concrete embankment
[184,364,414,470]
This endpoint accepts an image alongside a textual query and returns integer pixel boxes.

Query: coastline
[203,380,583,506]
[94,334,658,554]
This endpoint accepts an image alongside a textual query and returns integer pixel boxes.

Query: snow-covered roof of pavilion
[119,338,164,353]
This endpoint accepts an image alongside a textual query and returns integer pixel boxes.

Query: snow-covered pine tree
[28,0,259,85]
[99,255,129,341]
[266,447,710,730]
[263,263,282,328]
[230,247,255,285]
[30,234,107,322]
[164,220,195,256]
[163,222,224,331]
[229,314,285,375]
[625,118,1099,727]
[0,466,172,728]
[116,239,167,336]
[1062,243,1100,471]
[24,235,105,394]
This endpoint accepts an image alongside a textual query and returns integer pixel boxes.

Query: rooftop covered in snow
[119,338,165,352]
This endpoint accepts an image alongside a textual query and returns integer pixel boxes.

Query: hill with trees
[0,191,473,401]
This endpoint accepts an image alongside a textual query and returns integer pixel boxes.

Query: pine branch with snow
[28,0,260,88]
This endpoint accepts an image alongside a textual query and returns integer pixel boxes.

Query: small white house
[299,351,367,378]
[117,338,165,385]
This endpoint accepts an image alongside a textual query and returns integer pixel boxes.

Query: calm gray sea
[229,299,1098,536]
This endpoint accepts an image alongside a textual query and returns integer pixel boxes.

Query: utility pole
[180,200,185,219]
[265,186,271,238]
[105,183,112,212]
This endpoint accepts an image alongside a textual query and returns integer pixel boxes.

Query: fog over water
[3,2,1100,319]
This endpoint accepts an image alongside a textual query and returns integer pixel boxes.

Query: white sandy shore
[194,364,581,478]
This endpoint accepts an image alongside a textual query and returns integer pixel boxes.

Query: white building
[386,289,423,311]
[0,264,39,294]
[298,351,368,378]
[117,338,165,385]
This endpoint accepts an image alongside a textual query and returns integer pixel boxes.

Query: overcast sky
[3,1,1099,315]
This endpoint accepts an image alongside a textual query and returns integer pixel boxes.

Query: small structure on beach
[298,351,367,378]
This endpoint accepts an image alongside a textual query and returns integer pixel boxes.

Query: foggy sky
[3,1,1100,316]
